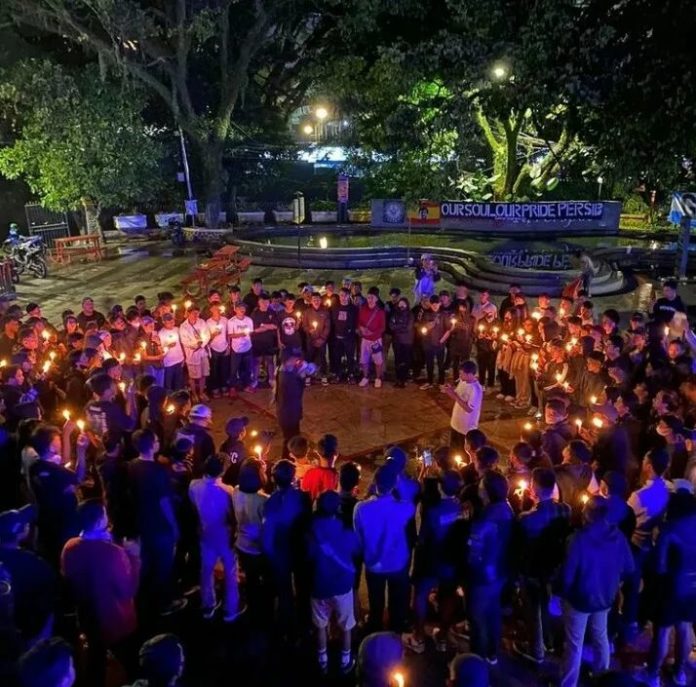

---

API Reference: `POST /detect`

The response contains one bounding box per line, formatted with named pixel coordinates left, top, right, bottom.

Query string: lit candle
left=562, top=381, right=570, bottom=391
left=133, top=353, right=141, bottom=363
left=478, top=324, right=485, bottom=333
left=523, top=422, right=533, bottom=431
left=254, top=444, right=263, bottom=457
left=118, top=382, right=126, bottom=393
left=530, top=361, right=538, bottom=371
left=220, top=305, right=226, bottom=314
left=312, top=321, right=318, bottom=330
left=492, top=326, right=499, bottom=334
left=531, top=353, right=539, bottom=361
left=295, top=311, right=301, bottom=320
left=184, top=300, right=192, bottom=310
left=140, top=341, right=147, bottom=350
left=421, top=326, right=427, bottom=335
left=592, top=416, right=604, bottom=429
left=118, top=352, right=126, bottom=363
left=49, top=351, right=56, bottom=361
left=580, top=493, right=590, bottom=505
left=392, top=672, right=405, bottom=687
left=575, top=418, right=583, bottom=429
left=664, top=326, right=669, bottom=338
left=166, top=403, right=175, bottom=414
left=76, top=419, right=85, bottom=432
left=454, top=454, right=463, bottom=466
left=532, top=311, right=542, bottom=321
left=62, top=409, right=71, bottom=421
left=450, top=318, right=457, bottom=326
left=325, top=298, right=332, bottom=307
left=103, top=351, right=112, bottom=360
left=525, top=334, right=532, bottom=342
left=501, top=333, right=509, bottom=342
left=41, top=330, right=50, bottom=341
left=517, top=328, right=524, bottom=336
left=518, top=479, right=529, bottom=492
left=589, top=395, right=597, bottom=405
left=570, top=337, right=578, bottom=346
left=171, top=303, right=178, bottom=313
left=250, top=430, right=259, bottom=438
left=555, top=372, right=563, bottom=383
left=0, top=360, right=6, bottom=368
left=42, top=361, right=51, bottom=373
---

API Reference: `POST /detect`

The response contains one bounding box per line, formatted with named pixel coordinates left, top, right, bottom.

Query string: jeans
left=331, top=337, right=356, bottom=378
left=237, top=550, right=270, bottom=621
left=230, top=350, right=252, bottom=389
left=252, top=354, right=276, bottom=387
left=163, top=362, right=184, bottom=391
left=467, top=581, right=503, bottom=659
left=522, top=578, right=552, bottom=660
left=365, top=568, right=410, bottom=632
left=477, top=350, right=497, bottom=387
left=200, top=535, right=239, bottom=615
left=306, top=343, right=328, bottom=376
left=393, top=342, right=412, bottom=383
left=561, top=603, right=610, bottom=687
left=648, top=622, right=692, bottom=674
left=424, top=346, right=445, bottom=385
left=622, top=544, right=650, bottom=627
left=140, top=535, right=177, bottom=613
left=208, top=350, right=230, bottom=392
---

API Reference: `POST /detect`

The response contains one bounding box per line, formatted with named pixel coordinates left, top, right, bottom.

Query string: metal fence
left=25, top=203, right=70, bottom=250
left=0, top=260, right=15, bottom=301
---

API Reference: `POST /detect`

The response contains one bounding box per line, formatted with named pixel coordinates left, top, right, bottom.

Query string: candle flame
left=76, top=420, right=85, bottom=432
left=62, top=409, right=71, bottom=421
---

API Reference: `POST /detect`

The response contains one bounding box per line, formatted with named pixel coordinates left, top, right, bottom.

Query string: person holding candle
left=357, top=289, right=386, bottom=388
left=137, top=316, right=165, bottom=387
left=227, top=301, right=254, bottom=395
left=243, top=277, right=264, bottom=313
left=0, top=313, right=21, bottom=358
left=301, top=433, right=339, bottom=502
left=175, top=404, right=215, bottom=477
left=249, top=292, right=279, bottom=390
left=302, top=292, right=331, bottom=387
left=330, top=287, right=358, bottom=383
left=419, top=295, right=450, bottom=390
left=84, top=373, right=137, bottom=442
left=76, top=297, right=106, bottom=332
left=542, top=399, right=574, bottom=467
left=158, top=313, right=185, bottom=392
left=443, top=360, right=483, bottom=453
left=178, top=303, right=211, bottom=404
left=204, top=301, right=229, bottom=398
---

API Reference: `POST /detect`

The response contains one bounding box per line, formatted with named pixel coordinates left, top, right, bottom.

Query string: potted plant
left=348, top=204, right=371, bottom=224
left=311, top=200, right=338, bottom=223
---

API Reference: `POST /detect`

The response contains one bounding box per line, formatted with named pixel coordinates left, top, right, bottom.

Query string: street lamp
left=597, top=175, right=604, bottom=199
left=491, top=62, right=509, bottom=81
left=302, top=124, right=313, bottom=136
left=315, top=106, right=328, bottom=121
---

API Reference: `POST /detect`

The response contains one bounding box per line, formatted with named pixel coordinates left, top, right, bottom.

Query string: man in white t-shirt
left=205, top=301, right=229, bottom=397
left=179, top=303, right=211, bottom=403
left=158, top=312, right=186, bottom=391
left=443, top=359, right=483, bottom=451
left=227, top=302, right=254, bottom=396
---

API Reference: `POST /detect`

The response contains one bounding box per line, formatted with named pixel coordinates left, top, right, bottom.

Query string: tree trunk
left=196, top=139, right=226, bottom=229
left=82, top=199, right=103, bottom=239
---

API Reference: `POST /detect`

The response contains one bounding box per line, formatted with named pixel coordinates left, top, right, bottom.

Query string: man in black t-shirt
left=331, top=288, right=357, bottom=381
left=277, top=293, right=304, bottom=351
left=250, top=293, right=278, bottom=389
left=243, top=278, right=264, bottom=313
left=652, top=279, right=686, bottom=324
left=127, top=429, right=185, bottom=616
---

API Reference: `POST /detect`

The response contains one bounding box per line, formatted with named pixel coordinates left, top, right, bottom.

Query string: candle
left=580, top=493, right=590, bottom=505
left=49, top=351, right=56, bottom=361
left=220, top=305, right=226, bottom=314
left=518, top=479, right=529, bottom=492
left=570, top=337, right=578, bottom=346
left=523, top=422, right=533, bottom=431
left=76, top=420, right=85, bottom=432
left=254, top=444, right=263, bottom=457
left=575, top=418, right=582, bottom=429
left=555, top=373, right=563, bottom=383
left=525, top=334, right=532, bottom=342
left=140, top=341, right=147, bottom=350
left=530, top=361, right=538, bottom=371
left=392, top=672, right=405, bottom=687
left=592, top=416, right=604, bottom=429
left=62, top=409, right=71, bottom=421
left=250, top=430, right=259, bottom=438
left=492, top=326, right=499, bottom=334
left=565, top=343, right=573, bottom=352
left=42, top=361, right=51, bottom=373
left=517, top=328, right=524, bottom=336
left=103, top=351, right=112, bottom=360
left=118, top=382, right=126, bottom=393
left=501, top=333, right=509, bottom=342
left=664, top=326, right=669, bottom=338
left=562, top=381, right=570, bottom=391
left=325, top=298, right=332, bottom=307
left=0, top=359, right=5, bottom=368
left=589, top=395, right=597, bottom=405
left=41, top=330, right=50, bottom=341
left=118, top=352, right=126, bottom=363
left=450, top=318, right=457, bottom=326
left=312, top=321, right=318, bottom=330
left=532, top=311, right=542, bottom=321
left=184, top=300, right=192, bottom=310
left=478, top=324, right=485, bottom=333
left=171, top=303, right=178, bottom=313
left=166, top=403, right=175, bottom=414
left=295, top=311, right=301, bottom=320
left=454, top=454, right=463, bottom=466
left=133, top=353, right=141, bottom=363
left=421, top=326, right=427, bottom=335
left=535, top=411, right=543, bottom=421
left=531, top=353, right=539, bottom=361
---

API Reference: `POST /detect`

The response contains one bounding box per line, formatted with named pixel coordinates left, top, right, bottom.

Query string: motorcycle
left=4, top=235, right=48, bottom=279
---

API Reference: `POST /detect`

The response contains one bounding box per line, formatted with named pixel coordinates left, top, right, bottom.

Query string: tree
left=3, top=0, right=350, bottom=226
left=0, top=61, right=170, bottom=234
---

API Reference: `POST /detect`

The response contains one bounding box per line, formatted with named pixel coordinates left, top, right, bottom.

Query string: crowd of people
left=0, top=268, right=695, bottom=687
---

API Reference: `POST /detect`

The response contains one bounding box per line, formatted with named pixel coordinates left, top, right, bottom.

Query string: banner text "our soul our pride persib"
left=440, top=201, right=605, bottom=222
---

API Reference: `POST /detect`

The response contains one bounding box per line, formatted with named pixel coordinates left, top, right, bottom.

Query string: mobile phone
left=422, top=449, right=433, bottom=467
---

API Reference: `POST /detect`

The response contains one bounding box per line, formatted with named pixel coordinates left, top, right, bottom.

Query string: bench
left=52, top=234, right=105, bottom=265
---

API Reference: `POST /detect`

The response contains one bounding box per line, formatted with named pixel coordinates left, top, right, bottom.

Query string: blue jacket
left=466, top=501, right=514, bottom=586
left=262, top=487, right=311, bottom=568
left=561, top=521, right=634, bottom=612
left=307, top=515, right=360, bottom=598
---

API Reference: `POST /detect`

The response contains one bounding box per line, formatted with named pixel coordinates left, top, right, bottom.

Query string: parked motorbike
left=4, top=235, right=48, bottom=279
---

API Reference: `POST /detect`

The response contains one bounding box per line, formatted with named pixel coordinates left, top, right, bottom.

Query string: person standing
left=205, top=301, right=229, bottom=398
left=559, top=496, right=634, bottom=687
left=419, top=295, right=450, bottom=390
left=302, top=292, right=331, bottom=386
left=227, top=301, right=254, bottom=395
left=275, top=348, right=308, bottom=458
left=158, top=313, right=185, bottom=392
left=443, top=360, right=483, bottom=452
left=357, top=289, right=386, bottom=388
left=188, top=455, right=245, bottom=622
left=330, top=288, right=358, bottom=382
left=389, top=296, right=414, bottom=388
left=178, top=304, right=211, bottom=403
left=250, top=292, right=279, bottom=390
left=353, top=464, right=415, bottom=632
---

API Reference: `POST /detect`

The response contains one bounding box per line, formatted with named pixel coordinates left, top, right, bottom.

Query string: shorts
left=359, top=338, right=384, bottom=366
left=187, top=355, right=210, bottom=380
left=311, top=590, right=356, bottom=631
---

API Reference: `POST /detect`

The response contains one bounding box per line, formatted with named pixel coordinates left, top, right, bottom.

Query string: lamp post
left=315, top=106, right=328, bottom=141
left=597, top=176, right=604, bottom=200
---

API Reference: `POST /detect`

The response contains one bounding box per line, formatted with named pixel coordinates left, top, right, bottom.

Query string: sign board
left=371, top=199, right=621, bottom=233
left=669, top=192, right=696, bottom=228
left=337, top=174, right=349, bottom=204
left=184, top=199, right=198, bottom=216
left=408, top=200, right=440, bottom=226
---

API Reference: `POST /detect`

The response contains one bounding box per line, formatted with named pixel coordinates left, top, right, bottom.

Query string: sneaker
left=305, top=377, right=311, bottom=387
left=504, top=395, right=515, bottom=402
left=486, top=656, right=498, bottom=666
left=419, top=383, right=433, bottom=390
left=202, top=602, right=221, bottom=620
left=673, top=668, right=687, bottom=686
left=160, top=598, right=188, bottom=616
left=358, top=377, right=369, bottom=387
left=223, top=605, right=247, bottom=623
left=634, top=668, right=660, bottom=687
left=401, top=632, right=426, bottom=654
left=512, top=641, right=543, bottom=665
left=496, top=393, right=505, bottom=400
left=374, top=378, right=382, bottom=388
left=340, top=657, right=356, bottom=675
left=321, top=377, right=329, bottom=386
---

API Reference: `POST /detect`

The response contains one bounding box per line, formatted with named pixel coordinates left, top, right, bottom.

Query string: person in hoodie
left=302, top=292, right=331, bottom=386
left=307, top=490, right=360, bottom=675
left=262, top=459, right=311, bottom=639
left=419, top=295, right=450, bottom=390
left=559, top=496, right=634, bottom=687
left=389, top=296, right=414, bottom=388
left=330, top=288, right=358, bottom=382
left=541, top=398, right=574, bottom=466
left=465, top=469, right=514, bottom=664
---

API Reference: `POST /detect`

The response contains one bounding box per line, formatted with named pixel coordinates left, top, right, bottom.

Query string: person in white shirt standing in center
left=206, top=301, right=229, bottom=398
left=179, top=303, right=211, bottom=403
left=443, top=359, right=483, bottom=452
left=227, top=301, right=254, bottom=397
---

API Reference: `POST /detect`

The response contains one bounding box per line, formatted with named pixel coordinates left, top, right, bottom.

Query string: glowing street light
left=491, top=62, right=509, bottom=80
left=315, top=106, right=328, bottom=120
left=303, top=124, right=313, bottom=135
left=319, top=236, right=328, bottom=249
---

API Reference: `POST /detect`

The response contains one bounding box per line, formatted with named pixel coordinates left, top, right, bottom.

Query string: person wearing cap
left=205, top=299, right=229, bottom=398
left=250, top=292, right=279, bottom=389
left=219, top=416, right=249, bottom=486
left=127, top=429, right=185, bottom=617
left=302, top=292, right=331, bottom=387
left=126, top=633, right=185, bottom=687
left=178, top=303, right=211, bottom=403
left=18, top=637, right=76, bottom=687
left=158, top=312, right=185, bottom=392
left=301, top=434, right=339, bottom=502
left=176, top=404, right=214, bottom=477
left=76, top=297, right=106, bottom=332
left=61, top=499, right=141, bottom=685
left=262, top=459, right=311, bottom=637
left=354, top=464, right=415, bottom=633
left=307, top=489, right=360, bottom=674
left=189, top=455, right=245, bottom=622
left=357, top=289, right=386, bottom=388
left=559, top=496, right=634, bottom=687
left=0, top=503, right=58, bottom=643
left=227, top=301, right=254, bottom=395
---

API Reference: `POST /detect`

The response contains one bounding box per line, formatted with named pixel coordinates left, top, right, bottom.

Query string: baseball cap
left=189, top=404, right=212, bottom=421
left=141, top=316, right=155, bottom=325
left=225, top=416, right=249, bottom=436
left=162, top=312, right=175, bottom=322
left=0, top=504, right=37, bottom=540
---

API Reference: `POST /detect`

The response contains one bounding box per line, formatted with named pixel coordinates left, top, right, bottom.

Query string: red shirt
left=358, top=305, right=386, bottom=341
left=301, top=466, right=338, bottom=502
